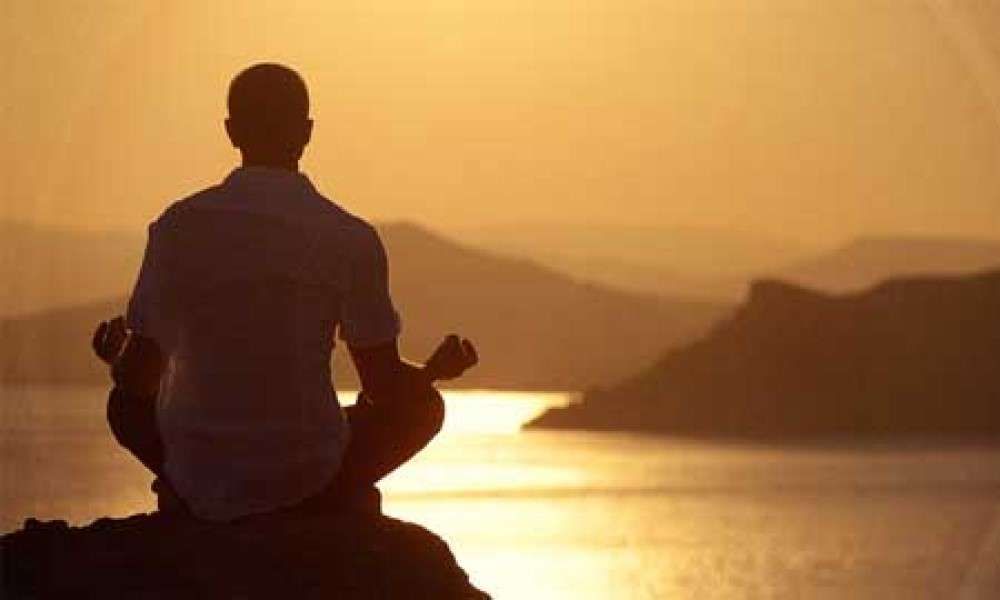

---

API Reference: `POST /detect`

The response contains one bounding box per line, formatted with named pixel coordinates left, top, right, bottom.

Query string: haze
left=3, top=0, right=1000, bottom=243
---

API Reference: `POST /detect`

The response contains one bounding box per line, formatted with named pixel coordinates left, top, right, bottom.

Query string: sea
left=3, top=385, right=1000, bottom=599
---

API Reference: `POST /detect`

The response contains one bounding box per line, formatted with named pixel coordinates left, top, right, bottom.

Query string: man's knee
left=105, top=387, right=164, bottom=474
left=106, top=388, right=131, bottom=447
left=423, top=387, right=445, bottom=438
left=404, top=385, right=445, bottom=444
left=353, top=384, right=444, bottom=450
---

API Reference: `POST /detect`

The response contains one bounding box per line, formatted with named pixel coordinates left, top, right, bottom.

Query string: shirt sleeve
left=125, top=220, right=170, bottom=344
left=338, top=225, right=401, bottom=348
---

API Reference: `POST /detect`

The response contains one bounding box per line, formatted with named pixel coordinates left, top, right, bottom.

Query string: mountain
left=0, top=221, right=144, bottom=318
left=0, top=222, right=726, bottom=390
left=454, top=222, right=814, bottom=301
left=494, top=253, right=750, bottom=302
left=777, top=236, right=1000, bottom=293
left=528, top=269, right=1000, bottom=436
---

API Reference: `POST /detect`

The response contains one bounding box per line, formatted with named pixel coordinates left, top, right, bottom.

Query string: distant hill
left=777, top=236, right=1000, bottom=293
left=0, top=221, right=144, bottom=317
left=0, top=222, right=726, bottom=390
left=499, top=253, right=750, bottom=302
left=459, top=227, right=1000, bottom=303
left=455, top=222, right=813, bottom=301
left=528, top=269, right=1000, bottom=436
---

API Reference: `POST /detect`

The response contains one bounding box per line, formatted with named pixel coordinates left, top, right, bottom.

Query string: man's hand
left=92, top=316, right=128, bottom=365
left=91, top=316, right=163, bottom=397
left=424, top=335, right=478, bottom=382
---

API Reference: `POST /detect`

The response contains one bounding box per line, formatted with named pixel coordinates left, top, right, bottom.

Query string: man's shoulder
left=148, top=182, right=381, bottom=251
left=151, top=185, right=226, bottom=229
left=304, top=189, right=376, bottom=235
left=302, top=188, right=382, bottom=247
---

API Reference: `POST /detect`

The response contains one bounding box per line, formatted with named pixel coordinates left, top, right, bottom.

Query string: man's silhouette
left=91, top=63, right=477, bottom=520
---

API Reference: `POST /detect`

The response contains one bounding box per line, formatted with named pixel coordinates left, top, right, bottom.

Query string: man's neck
left=240, top=156, right=299, bottom=172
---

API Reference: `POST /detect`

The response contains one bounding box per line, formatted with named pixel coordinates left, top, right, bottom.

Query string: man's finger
left=106, top=317, right=127, bottom=353
left=461, top=338, right=478, bottom=367
left=92, top=321, right=109, bottom=359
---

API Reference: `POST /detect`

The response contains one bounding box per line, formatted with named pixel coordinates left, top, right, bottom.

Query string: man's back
left=127, top=166, right=400, bottom=519
left=98, top=63, right=474, bottom=523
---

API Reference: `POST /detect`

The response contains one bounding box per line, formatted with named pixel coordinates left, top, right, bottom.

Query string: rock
left=1, top=511, right=490, bottom=599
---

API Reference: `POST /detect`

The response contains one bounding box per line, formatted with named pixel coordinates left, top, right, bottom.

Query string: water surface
left=3, top=386, right=1000, bottom=599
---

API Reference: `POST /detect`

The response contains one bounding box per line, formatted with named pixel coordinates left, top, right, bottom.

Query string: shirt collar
left=222, top=166, right=315, bottom=191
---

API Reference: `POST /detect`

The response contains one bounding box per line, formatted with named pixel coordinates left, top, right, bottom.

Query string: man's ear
left=302, top=118, right=314, bottom=147
left=224, top=118, right=240, bottom=148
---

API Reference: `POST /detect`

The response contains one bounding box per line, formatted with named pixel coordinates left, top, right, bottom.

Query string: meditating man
left=90, top=63, right=478, bottom=520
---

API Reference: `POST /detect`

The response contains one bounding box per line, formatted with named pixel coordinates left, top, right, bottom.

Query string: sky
left=2, top=0, right=1000, bottom=243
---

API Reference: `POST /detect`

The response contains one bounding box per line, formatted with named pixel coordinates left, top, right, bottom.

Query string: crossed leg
left=335, top=386, right=445, bottom=491
left=105, top=384, right=445, bottom=516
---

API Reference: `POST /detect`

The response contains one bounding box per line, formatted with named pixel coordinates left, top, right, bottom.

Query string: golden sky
left=3, top=0, right=999, bottom=242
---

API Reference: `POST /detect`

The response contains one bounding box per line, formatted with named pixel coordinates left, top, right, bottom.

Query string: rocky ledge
left=2, top=511, right=489, bottom=599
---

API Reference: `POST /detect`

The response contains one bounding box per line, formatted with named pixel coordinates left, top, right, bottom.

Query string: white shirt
left=126, top=166, right=400, bottom=521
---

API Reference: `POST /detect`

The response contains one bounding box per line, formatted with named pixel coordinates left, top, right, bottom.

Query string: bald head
left=224, top=63, right=313, bottom=169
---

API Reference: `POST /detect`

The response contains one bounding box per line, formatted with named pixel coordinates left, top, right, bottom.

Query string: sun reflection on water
left=380, top=390, right=584, bottom=496
left=8, top=387, right=1000, bottom=598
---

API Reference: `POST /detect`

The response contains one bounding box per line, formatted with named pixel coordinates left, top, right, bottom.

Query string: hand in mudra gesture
left=424, top=335, right=478, bottom=382
left=91, top=316, right=128, bottom=365
left=91, top=316, right=163, bottom=398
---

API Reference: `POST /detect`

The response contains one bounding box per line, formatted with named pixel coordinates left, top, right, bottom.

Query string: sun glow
left=4, top=1, right=1000, bottom=240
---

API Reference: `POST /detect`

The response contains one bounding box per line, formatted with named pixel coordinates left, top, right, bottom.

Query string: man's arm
left=342, top=224, right=477, bottom=399
left=91, top=220, right=169, bottom=398
left=349, top=341, right=425, bottom=403
left=349, top=335, right=478, bottom=403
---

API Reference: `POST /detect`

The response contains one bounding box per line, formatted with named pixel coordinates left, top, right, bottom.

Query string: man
left=90, top=63, right=478, bottom=521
